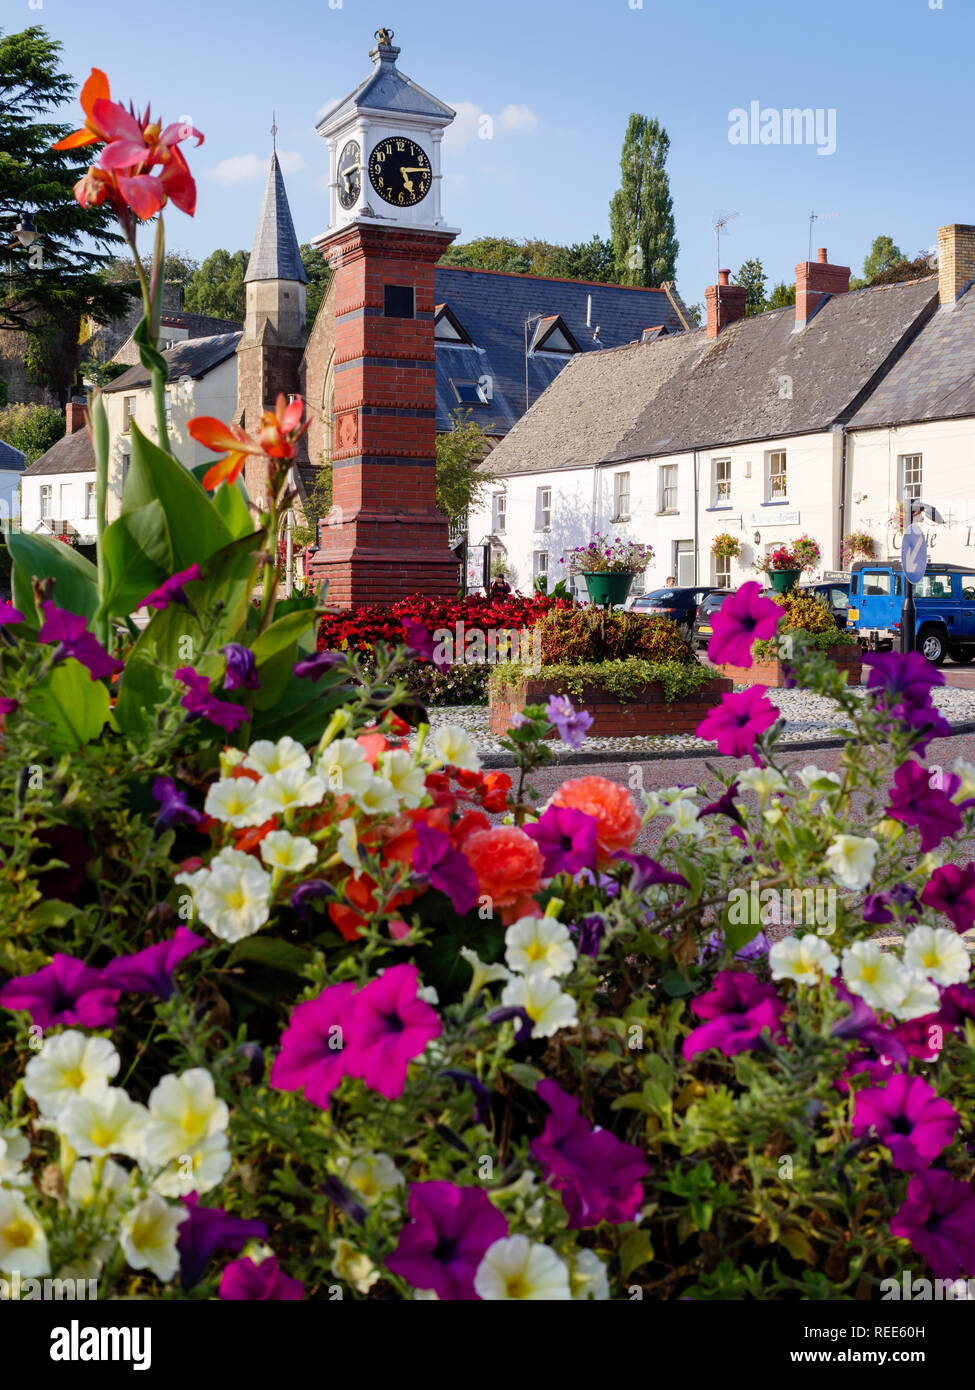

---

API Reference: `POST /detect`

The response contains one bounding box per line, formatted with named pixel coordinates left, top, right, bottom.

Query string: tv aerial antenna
left=713, top=211, right=739, bottom=275
left=808, top=211, right=839, bottom=263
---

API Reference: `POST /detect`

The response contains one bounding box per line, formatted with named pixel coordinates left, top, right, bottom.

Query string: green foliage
left=862, top=233, right=903, bottom=282
left=766, top=280, right=796, bottom=309
left=771, top=590, right=838, bottom=634
left=609, top=113, right=679, bottom=287
left=102, top=250, right=199, bottom=286
left=732, top=257, right=768, bottom=316
left=299, top=242, right=331, bottom=327
left=0, top=401, right=64, bottom=462
left=540, top=607, right=694, bottom=665
left=492, top=655, right=715, bottom=704
left=545, top=235, right=618, bottom=284
left=182, top=248, right=248, bottom=321
left=435, top=409, right=496, bottom=525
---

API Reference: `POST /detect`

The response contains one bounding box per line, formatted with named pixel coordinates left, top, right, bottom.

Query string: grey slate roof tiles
left=0, top=439, right=26, bottom=473
left=23, top=428, right=95, bottom=477
left=103, top=333, right=243, bottom=393
left=244, top=153, right=308, bottom=285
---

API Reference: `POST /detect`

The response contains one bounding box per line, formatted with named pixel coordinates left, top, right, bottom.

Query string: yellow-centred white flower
left=119, top=1193, right=187, bottom=1284
left=504, top=916, right=576, bottom=978
left=474, top=1235, right=571, bottom=1300
left=23, top=1030, right=120, bottom=1117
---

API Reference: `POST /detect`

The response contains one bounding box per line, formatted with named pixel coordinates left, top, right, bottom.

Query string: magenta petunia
left=523, top=804, right=600, bottom=878
left=890, top=1170, right=975, bottom=1280
left=0, top=601, right=24, bottom=628
left=177, top=1193, right=267, bottom=1291
left=139, top=563, right=202, bottom=611
left=852, top=1073, right=959, bottom=1171
left=101, top=926, right=207, bottom=1000
left=269, top=981, right=356, bottom=1111
left=707, top=581, right=781, bottom=668
left=38, top=602, right=123, bottom=682
left=174, top=666, right=249, bottom=733
left=920, top=862, right=975, bottom=933
left=683, top=970, right=785, bottom=1060
left=412, top=822, right=479, bottom=914
left=218, top=1255, right=304, bottom=1300
left=530, top=1079, right=648, bottom=1228
left=344, top=963, right=442, bottom=1101
left=0, top=952, right=119, bottom=1029
left=695, top=686, right=778, bottom=757
left=885, top=760, right=963, bottom=853
left=386, top=1181, right=507, bottom=1300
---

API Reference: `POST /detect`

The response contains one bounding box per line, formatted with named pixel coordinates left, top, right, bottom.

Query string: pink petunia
left=707, top=581, right=781, bottom=668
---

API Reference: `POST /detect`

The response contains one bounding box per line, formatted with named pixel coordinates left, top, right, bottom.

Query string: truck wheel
left=918, top=626, right=947, bottom=666
left=949, top=646, right=975, bottom=664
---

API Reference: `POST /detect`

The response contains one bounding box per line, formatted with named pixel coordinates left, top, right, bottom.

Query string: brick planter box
left=489, top=674, right=733, bottom=738
left=717, top=643, right=862, bottom=688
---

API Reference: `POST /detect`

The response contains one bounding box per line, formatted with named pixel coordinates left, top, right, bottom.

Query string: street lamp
left=13, top=211, right=38, bottom=247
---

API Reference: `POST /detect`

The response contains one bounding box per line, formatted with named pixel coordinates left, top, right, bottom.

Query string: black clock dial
left=368, top=137, right=432, bottom=207
left=337, top=139, right=361, bottom=209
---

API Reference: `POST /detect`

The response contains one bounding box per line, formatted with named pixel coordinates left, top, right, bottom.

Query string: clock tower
left=309, top=29, right=461, bottom=607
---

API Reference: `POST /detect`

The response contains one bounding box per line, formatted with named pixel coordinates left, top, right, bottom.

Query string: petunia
left=825, top=833, right=879, bottom=891
left=270, top=981, right=356, bottom=1112
left=344, top=964, right=442, bottom=1101
left=707, top=581, right=781, bottom=668
left=903, top=925, right=971, bottom=987
left=176, top=1194, right=267, bottom=1292
left=23, top=1030, right=120, bottom=1117
left=152, top=776, right=204, bottom=832
left=504, top=916, right=577, bottom=978
left=219, top=1254, right=304, bottom=1300
left=175, top=667, right=248, bottom=733
left=920, top=862, right=975, bottom=933
left=500, top=966, right=578, bottom=1039
left=890, top=1170, right=975, bottom=1280
left=852, top=1073, right=959, bottom=1172
left=523, top=805, right=599, bottom=878
left=545, top=694, right=594, bottom=749
left=0, top=953, right=119, bottom=1029
left=0, top=601, right=24, bottom=628
left=695, top=686, right=778, bottom=757
left=386, top=1181, right=508, bottom=1300
left=139, top=564, right=202, bottom=611
left=886, top=761, right=963, bottom=853
left=402, top=618, right=451, bottom=672
left=840, top=942, right=906, bottom=1012
left=611, top=849, right=689, bottom=895
left=683, top=970, right=785, bottom=1059
left=0, top=1190, right=49, bottom=1277
left=294, top=649, right=348, bottom=681
left=37, top=602, right=123, bottom=681
left=412, top=821, right=479, bottom=915
left=769, top=934, right=839, bottom=985
left=474, top=1235, right=572, bottom=1300
left=221, top=643, right=259, bottom=692
left=101, top=927, right=206, bottom=1000
left=530, top=1079, right=648, bottom=1228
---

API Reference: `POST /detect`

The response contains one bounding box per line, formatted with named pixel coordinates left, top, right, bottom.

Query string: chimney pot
left=64, top=399, right=87, bottom=434
left=795, top=250, right=850, bottom=328
left=718, top=268, right=730, bottom=286
left=817, top=248, right=828, bottom=263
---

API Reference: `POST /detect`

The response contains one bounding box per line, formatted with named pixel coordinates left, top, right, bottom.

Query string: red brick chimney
left=65, top=399, right=87, bottom=434
left=705, top=269, right=747, bottom=339
left=795, top=248, right=850, bottom=328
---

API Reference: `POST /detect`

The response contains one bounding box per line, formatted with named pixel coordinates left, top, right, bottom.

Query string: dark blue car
left=629, top=586, right=719, bottom=628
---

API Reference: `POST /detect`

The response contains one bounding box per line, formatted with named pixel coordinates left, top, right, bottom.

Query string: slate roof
left=23, top=428, right=94, bottom=477
left=483, top=276, right=939, bottom=475
left=103, top=333, right=242, bottom=393
left=0, top=439, right=26, bottom=473
left=244, top=153, right=307, bottom=285
left=317, top=42, right=454, bottom=128
left=848, top=282, right=975, bottom=429
left=160, top=311, right=242, bottom=337
left=432, top=266, right=688, bottom=436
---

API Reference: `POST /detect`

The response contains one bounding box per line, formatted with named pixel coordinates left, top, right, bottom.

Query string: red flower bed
left=317, top=592, right=572, bottom=656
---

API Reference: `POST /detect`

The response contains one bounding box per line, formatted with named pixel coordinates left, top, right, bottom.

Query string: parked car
left=628, top=585, right=720, bottom=627
left=796, top=580, right=852, bottom=629
left=848, top=560, right=975, bottom=665
left=691, top=590, right=734, bottom=650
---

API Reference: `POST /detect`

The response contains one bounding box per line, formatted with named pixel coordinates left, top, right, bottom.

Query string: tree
left=0, top=401, right=64, bottom=463
left=862, top=235, right=903, bottom=282
left=183, top=249, right=248, bottom=321
left=547, top=236, right=618, bottom=284
left=766, top=281, right=796, bottom=310
left=440, top=236, right=555, bottom=275
left=436, top=409, right=496, bottom=525
left=300, top=243, right=331, bottom=328
left=103, top=250, right=199, bottom=286
left=0, top=25, right=129, bottom=402
left=609, top=114, right=679, bottom=287
left=731, top=258, right=768, bottom=316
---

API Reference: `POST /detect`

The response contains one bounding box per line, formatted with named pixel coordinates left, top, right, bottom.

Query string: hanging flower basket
left=711, top=532, right=742, bottom=560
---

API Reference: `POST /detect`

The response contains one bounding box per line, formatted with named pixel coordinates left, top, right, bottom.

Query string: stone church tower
left=236, top=150, right=308, bottom=503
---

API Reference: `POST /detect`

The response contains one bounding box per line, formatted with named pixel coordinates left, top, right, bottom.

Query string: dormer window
left=450, top=379, right=488, bottom=406
left=530, top=315, right=579, bottom=355
left=434, top=305, right=471, bottom=344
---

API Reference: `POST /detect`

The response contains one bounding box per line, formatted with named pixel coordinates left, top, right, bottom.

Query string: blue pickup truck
left=848, top=560, right=975, bottom=665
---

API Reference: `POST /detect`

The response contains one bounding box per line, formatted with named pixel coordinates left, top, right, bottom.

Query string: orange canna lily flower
left=52, top=68, right=112, bottom=150
left=189, top=395, right=310, bottom=491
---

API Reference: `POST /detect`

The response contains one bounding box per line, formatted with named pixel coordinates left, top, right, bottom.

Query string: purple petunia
left=221, top=643, right=260, bottom=692
left=294, top=650, right=347, bottom=682
left=698, top=781, right=744, bottom=826
left=523, top=805, right=599, bottom=878
left=219, top=1255, right=304, bottom=1300
left=852, top=1073, right=959, bottom=1172
left=0, top=952, right=119, bottom=1029
left=707, top=581, right=781, bottom=668
left=885, top=760, right=963, bottom=853
left=175, top=666, right=249, bottom=733
left=863, top=649, right=951, bottom=753
left=413, top=822, right=479, bottom=914
left=890, top=1170, right=975, bottom=1280
left=139, top=564, right=202, bottom=611
left=38, top=603, right=123, bottom=682
left=682, top=970, right=786, bottom=1060
left=920, top=862, right=975, bottom=933
left=386, top=1181, right=508, bottom=1300
left=177, top=1193, right=267, bottom=1291
left=402, top=618, right=450, bottom=672
left=152, top=776, right=204, bottom=832
left=612, top=849, right=689, bottom=895
left=530, top=1079, right=649, bottom=1229
left=0, top=698, right=17, bottom=717
left=830, top=979, right=909, bottom=1068
left=545, top=694, right=594, bottom=749
left=696, top=686, right=778, bottom=757
left=0, top=601, right=24, bottom=628
left=101, top=927, right=206, bottom=1000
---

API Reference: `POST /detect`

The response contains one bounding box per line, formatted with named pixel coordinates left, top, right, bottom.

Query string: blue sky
left=34, top=0, right=975, bottom=307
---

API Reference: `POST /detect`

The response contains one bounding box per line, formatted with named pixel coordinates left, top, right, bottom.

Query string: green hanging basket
left=769, top=569, right=802, bottom=594
left=582, top=572, right=634, bottom=606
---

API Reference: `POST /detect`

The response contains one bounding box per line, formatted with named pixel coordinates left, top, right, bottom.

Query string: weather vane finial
left=271, top=112, right=278, bottom=150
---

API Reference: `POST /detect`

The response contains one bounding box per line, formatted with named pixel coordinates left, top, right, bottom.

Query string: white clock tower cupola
left=314, top=29, right=458, bottom=241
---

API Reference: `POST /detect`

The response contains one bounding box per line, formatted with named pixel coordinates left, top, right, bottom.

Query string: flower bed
left=717, top=639, right=862, bottom=688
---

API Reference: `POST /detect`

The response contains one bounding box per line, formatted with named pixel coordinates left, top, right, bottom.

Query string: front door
left=675, top=540, right=694, bottom=587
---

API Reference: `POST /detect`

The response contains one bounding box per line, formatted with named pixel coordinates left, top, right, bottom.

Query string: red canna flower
left=189, top=394, right=310, bottom=492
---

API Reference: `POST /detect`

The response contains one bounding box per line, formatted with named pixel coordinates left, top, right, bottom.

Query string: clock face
left=337, top=139, right=361, bottom=209
left=368, top=136, right=432, bottom=207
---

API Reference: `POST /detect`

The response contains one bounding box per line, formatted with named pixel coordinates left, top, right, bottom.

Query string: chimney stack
left=64, top=399, right=87, bottom=434
left=937, top=224, right=975, bottom=306
left=795, top=248, right=850, bottom=329
left=705, top=269, right=747, bottom=339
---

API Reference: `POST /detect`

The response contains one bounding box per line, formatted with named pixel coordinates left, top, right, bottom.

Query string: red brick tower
left=308, top=29, right=460, bottom=606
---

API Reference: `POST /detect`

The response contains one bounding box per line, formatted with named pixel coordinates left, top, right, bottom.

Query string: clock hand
left=401, top=169, right=414, bottom=194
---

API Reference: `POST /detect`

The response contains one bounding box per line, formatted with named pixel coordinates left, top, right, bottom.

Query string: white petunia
left=67, top=1158, right=131, bottom=1217
left=825, top=834, right=879, bottom=891
left=119, top=1193, right=187, bottom=1284
left=797, top=765, right=843, bottom=797
left=336, top=817, right=360, bottom=871
left=203, top=776, right=265, bottom=828
left=885, top=966, right=942, bottom=1022
left=840, top=942, right=905, bottom=1011
left=317, top=738, right=374, bottom=798
left=460, top=947, right=510, bottom=995
left=244, top=736, right=311, bottom=778
left=57, top=1088, right=148, bottom=1161
left=0, top=1190, right=49, bottom=1277
left=430, top=723, right=481, bottom=773
left=219, top=747, right=247, bottom=774
left=351, top=775, right=399, bottom=817
left=474, top=1235, right=572, bottom=1300
left=254, top=766, right=326, bottom=817
left=504, top=916, right=576, bottom=978
left=331, top=1238, right=380, bottom=1294
left=903, top=925, right=972, bottom=987
left=769, top=934, right=839, bottom=985
left=568, top=1248, right=611, bottom=1301
left=24, top=1030, right=120, bottom=1117
left=333, top=1152, right=404, bottom=1207
left=379, top=748, right=427, bottom=809
left=153, top=1133, right=231, bottom=1197
left=0, top=1129, right=30, bottom=1189
left=192, top=848, right=273, bottom=942
left=144, top=1069, right=229, bottom=1167
left=665, top=798, right=705, bottom=838
left=501, top=967, right=578, bottom=1039
left=259, top=830, right=318, bottom=875
left=737, top=767, right=788, bottom=801
left=952, top=757, right=975, bottom=803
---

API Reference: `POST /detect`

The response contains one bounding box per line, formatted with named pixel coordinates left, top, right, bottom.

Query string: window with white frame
left=534, top=486, right=552, bottom=530
left=659, top=464, right=678, bottom=512
left=714, top=553, right=731, bottom=587
left=123, top=396, right=136, bottom=432
left=492, top=493, right=507, bottom=534
left=164, top=391, right=174, bottom=429
left=899, top=453, right=923, bottom=502
left=60, top=483, right=71, bottom=518
left=613, top=471, right=631, bottom=521
left=40, top=485, right=52, bottom=519
left=766, top=450, right=787, bottom=501
left=712, top=457, right=731, bottom=506
left=533, top=550, right=548, bottom=580
left=85, top=481, right=96, bottom=519
left=675, top=539, right=694, bottom=586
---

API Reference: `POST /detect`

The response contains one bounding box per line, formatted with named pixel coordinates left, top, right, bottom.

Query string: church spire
left=244, top=148, right=307, bottom=285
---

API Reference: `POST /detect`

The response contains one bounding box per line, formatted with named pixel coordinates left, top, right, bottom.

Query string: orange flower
left=328, top=874, right=415, bottom=941
left=52, top=68, right=113, bottom=151
left=189, top=393, right=310, bottom=491
left=550, top=776, right=641, bottom=866
left=462, top=826, right=543, bottom=924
